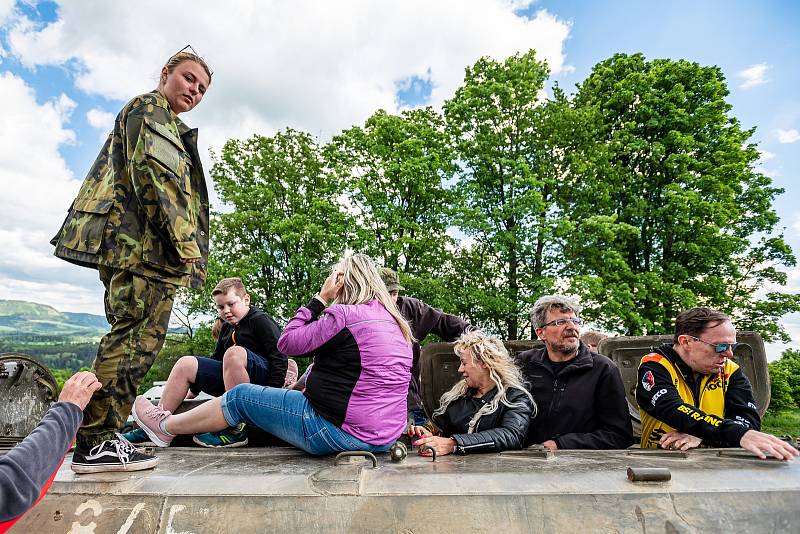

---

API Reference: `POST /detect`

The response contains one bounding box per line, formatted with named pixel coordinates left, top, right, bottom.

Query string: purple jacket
left=277, top=298, right=412, bottom=445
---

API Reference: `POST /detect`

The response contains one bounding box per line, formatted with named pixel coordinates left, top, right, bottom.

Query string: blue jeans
left=220, top=384, right=392, bottom=455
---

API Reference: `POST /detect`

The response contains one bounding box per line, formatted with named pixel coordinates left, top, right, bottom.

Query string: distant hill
left=0, top=300, right=186, bottom=340
left=0, top=300, right=107, bottom=339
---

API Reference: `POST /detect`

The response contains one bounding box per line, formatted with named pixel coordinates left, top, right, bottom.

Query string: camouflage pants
left=76, top=266, right=176, bottom=449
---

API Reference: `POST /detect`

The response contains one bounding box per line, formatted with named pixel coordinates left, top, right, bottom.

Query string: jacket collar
left=468, top=386, right=498, bottom=403
left=150, top=89, right=191, bottom=135
left=528, top=342, right=594, bottom=375
left=654, top=343, right=698, bottom=380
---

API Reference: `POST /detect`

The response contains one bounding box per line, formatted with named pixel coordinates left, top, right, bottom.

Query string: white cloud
left=0, top=0, right=15, bottom=26
left=737, top=62, right=770, bottom=90
left=86, top=108, right=114, bottom=130
left=0, top=1, right=572, bottom=314
left=0, top=72, right=97, bottom=311
left=776, top=128, right=800, bottom=144
left=6, top=1, right=572, bottom=149
left=0, top=72, right=78, bottom=231
left=758, top=150, right=775, bottom=162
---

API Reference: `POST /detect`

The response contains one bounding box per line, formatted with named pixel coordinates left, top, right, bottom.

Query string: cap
left=379, top=267, right=404, bottom=292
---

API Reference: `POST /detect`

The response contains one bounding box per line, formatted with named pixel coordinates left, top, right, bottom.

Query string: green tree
left=326, top=108, right=457, bottom=277
left=444, top=51, right=561, bottom=339
left=769, top=349, right=800, bottom=409
left=768, top=361, right=797, bottom=412
left=210, top=128, right=354, bottom=322
left=567, top=53, right=800, bottom=339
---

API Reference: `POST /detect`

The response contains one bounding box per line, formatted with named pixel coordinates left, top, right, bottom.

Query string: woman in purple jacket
left=132, top=254, right=414, bottom=454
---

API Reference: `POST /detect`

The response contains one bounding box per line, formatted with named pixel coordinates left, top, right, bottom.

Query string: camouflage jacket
left=51, top=91, right=210, bottom=289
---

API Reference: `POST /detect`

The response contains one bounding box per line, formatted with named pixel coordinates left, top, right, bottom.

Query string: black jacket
left=517, top=343, right=634, bottom=449
left=212, top=306, right=288, bottom=388
left=636, top=344, right=760, bottom=447
left=433, top=387, right=532, bottom=454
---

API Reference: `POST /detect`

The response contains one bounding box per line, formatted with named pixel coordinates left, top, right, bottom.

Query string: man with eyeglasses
left=517, top=295, right=634, bottom=449
left=637, top=307, right=798, bottom=460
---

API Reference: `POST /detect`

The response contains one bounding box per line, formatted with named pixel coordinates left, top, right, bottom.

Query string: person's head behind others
left=581, top=331, right=608, bottom=353
left=379, top=267, right=403, bottom=303
left=532, top=295, right=583, bottom=360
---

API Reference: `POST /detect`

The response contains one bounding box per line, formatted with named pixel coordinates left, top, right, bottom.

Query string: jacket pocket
left=143, top=117, right=193, bottom=194
left=141, top=225, right=193, bottom=277
left=59, top=198, right=114, bottom=254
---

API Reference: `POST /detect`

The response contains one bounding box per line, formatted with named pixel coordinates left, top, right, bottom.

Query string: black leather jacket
left=433, top=387, right=533, bottom=454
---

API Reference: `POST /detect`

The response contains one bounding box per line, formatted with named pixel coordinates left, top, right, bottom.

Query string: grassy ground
left=762, top=408, right=800, bottom=438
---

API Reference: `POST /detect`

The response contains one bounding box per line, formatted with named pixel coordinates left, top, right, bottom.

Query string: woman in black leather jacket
left=411, top=330, right=536, bottom=456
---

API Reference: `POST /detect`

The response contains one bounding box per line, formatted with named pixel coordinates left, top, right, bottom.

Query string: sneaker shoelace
left=143, top=404, right=171, bottom=423
left=88, top=433, right=139, bottom=468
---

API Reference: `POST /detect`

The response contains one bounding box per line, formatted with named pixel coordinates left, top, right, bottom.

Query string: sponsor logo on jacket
left=642, top=370, right=655, bottom=391
left=651, top=388, right=667, bottom=406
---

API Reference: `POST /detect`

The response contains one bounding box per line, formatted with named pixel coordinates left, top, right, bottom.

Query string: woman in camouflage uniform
left=51, top=48, right=212, bottom=473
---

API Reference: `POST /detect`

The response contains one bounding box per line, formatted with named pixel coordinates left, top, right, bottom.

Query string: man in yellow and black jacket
left=636, top=307, right=798, bottom=461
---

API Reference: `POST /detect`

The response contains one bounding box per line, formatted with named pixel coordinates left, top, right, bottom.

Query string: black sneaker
left=71, top=434, right=159, bottom=474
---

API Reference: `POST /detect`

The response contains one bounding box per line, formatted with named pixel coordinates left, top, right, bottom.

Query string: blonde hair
left=433, top=330, right=536, bottom=433
left=211, top=318, right=223, bottom=340
left=212, top=277, right=247, bottom=298
left=164, top=51, right=213, bottom=83
left=332, top=254, right=414, bottom=344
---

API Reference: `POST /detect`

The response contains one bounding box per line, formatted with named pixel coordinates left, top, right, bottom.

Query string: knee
left=223, top=347, right=248, bottom=370
left=173, top=356, right=198, bottom=378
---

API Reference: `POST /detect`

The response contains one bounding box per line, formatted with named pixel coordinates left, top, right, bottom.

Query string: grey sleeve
left=0, top=402, right=83, bottom=522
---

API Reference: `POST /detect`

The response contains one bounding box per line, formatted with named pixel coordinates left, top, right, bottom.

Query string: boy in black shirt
left=124, top=277, right=288, bottom=448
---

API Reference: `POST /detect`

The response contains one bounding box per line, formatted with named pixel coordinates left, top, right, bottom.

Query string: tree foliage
left=768, top=349, right=800, bottom=411
left=327, top=108, right=457, bottom=275
left=565, top=53, right=799, bottom=340
left=210, top=129, right=354, bottom=322
left=444, top=51, right=559, bottom=339
left=196, top=51, right=798, bottom=348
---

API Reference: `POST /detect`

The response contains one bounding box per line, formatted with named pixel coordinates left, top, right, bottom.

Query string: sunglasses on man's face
left=689, top=335, right=738, bottom=353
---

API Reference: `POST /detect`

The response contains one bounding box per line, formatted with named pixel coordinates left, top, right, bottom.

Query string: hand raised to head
left=319, top=270, right=345, bottom=303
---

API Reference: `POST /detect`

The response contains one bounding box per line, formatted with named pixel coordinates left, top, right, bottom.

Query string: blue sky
left=1, top=1, right=798, bottom=358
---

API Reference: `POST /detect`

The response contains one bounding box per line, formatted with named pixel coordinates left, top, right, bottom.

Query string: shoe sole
left=70, top=457, right=159, bottom=474
left=192, top=435, right=249, bottom=449
left=131, top=404, right=172, bottom=448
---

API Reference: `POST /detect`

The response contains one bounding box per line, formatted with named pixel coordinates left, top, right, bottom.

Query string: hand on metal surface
left=542, top=440, right=558, bottom=450
left=659, top=431, right=702, bottom=451
left=58, top=371, right=102, bottom=410
left=740, top=430, right=799, bottom=461
left=413, top=436, right=455, bottom=456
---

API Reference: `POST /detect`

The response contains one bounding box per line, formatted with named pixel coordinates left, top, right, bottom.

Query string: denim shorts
left=220, top=384, right=393, bottom=456
left=189, top=349, right=271, bottom=396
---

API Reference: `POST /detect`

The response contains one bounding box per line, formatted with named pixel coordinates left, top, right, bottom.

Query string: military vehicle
left=2, top=333, right=798, bottom=533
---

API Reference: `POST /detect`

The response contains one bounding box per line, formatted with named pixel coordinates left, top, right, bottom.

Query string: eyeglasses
left=688, top=336, right=738, bottom=353
left=541, top=317, right=583, bottom=328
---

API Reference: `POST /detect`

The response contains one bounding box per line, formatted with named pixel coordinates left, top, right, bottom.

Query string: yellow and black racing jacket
left=636, top=344, right=760, bottom=449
